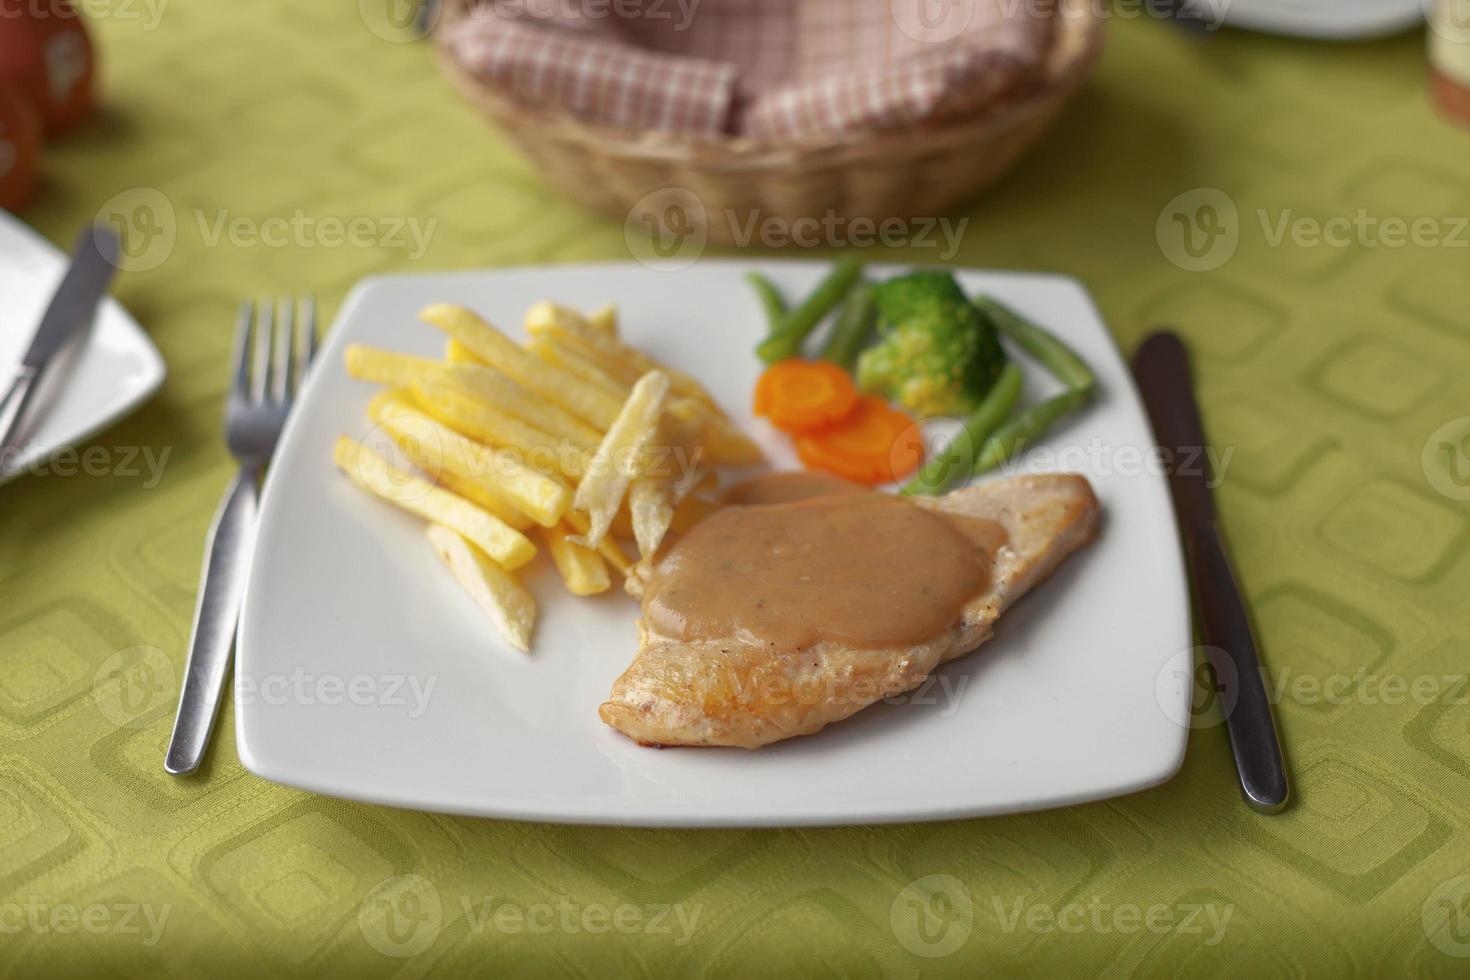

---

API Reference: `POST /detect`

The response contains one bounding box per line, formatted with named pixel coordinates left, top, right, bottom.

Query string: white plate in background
left=237, top=261, right=1192, bottom=827
left=0, top=211, right=166, bottom=484
left=1203, top=0, right=1424, bottom=39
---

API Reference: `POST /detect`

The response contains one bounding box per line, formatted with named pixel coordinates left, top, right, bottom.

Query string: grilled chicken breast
left=600, top=473, right=1101, bottom=748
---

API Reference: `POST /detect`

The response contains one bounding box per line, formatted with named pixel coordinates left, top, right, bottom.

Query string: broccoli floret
left=856, top=271, right=1009, bottom=417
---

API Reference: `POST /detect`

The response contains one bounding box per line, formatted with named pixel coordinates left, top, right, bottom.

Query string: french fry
left=529, top=320, right=761, bottom=464
left=667, top=395, right=764, bottom=466
left=366, top=387, right=405, bottom=421
left=432, top=469, right=533, bottom=531
left=411, top=380, right=590, bottom=479
left=696, top=412, right=765, bottom=466
left=526, top=336, right=629, bottom=402
left=346, top=345, right=446, bottom=389
left=339, top=293, right=788, bottom=653
left=523, top=325, right=641, bottom=392
left=624, top=414, right=698, bottom=558
left=629, top=474, right=675, bottom=559
left=367, top=396, right=533, bottom=529
left=364, top=390, right=532, bottom=528
left=597, top=538, right=633, bottom=575
left=540, top=523, right=612, bottom=596
left=525, top=333, right=758, bottom=469
left=564, top=510, right=633, bottom=575
left=523, top=301, right=617, bottom=343
left=639, top=407, right=702, bottom=486
left=445, top=338, right=487, bottom=366
left=524, top=301, right=588, bottom=336
left=611, top=483, right=714, bottom=542
left=587, top=304, right=617, bottom=337
left=572, top=371, right=670, bottom=548
left=420, top=303, right=624, bottom=429
left=426, top=524, right=536, bottom=652
left=439, top=363, right=602, bottom=448
left=524, top=315, right=723, bottom=416
left=333, top=437, right=535, bottom=570
left=369, top=395, right=571, bottom=527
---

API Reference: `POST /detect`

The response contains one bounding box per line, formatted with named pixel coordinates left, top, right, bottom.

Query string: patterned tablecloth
left=3, top=3, right=1469, bottom=976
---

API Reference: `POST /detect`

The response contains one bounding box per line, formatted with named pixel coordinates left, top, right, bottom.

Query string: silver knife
left=0, top=224, right=122, bottom=457
left=1132, top=330, right=1290, bottom=814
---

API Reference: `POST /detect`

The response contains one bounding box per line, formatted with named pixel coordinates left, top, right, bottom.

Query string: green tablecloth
left=5, top=4, right=1470, bottom=975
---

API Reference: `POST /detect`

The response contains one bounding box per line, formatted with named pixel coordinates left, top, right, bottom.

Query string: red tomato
left=0, top=80, right=41, bottom=210
left=0, top=0, right=95, bottom=135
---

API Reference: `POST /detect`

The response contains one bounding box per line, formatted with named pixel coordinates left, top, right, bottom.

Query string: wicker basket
left=435, top=0, right=1103, bottom=246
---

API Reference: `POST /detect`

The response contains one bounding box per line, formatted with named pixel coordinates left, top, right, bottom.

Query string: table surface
left=3, top=4, right=1469, bottom=976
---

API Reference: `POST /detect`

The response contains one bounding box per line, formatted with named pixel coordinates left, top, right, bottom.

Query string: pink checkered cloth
left=439, top=0, right=1057, bottom=141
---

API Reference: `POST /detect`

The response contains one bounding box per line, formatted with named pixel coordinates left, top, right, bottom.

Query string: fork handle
left=165, top=466, right=261, bottom=775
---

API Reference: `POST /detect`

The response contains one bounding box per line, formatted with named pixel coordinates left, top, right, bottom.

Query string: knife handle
left=1187, top=523, right=1290, bottom=813
left=0, top=367, right=40, bottom=458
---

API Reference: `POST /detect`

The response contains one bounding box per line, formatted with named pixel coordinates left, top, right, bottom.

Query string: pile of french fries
left=334, top=301, right=761, bottom=652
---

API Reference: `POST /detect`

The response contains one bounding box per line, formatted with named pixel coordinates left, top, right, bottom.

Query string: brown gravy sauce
left=641, top=472, right=1005, bottom=652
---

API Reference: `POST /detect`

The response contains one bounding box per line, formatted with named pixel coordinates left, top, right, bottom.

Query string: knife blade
left=0, top=224, right=121, bottom=455
left=1132, top=330, right=1290, bottom=814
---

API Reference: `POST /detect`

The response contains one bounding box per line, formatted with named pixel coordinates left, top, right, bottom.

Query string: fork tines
left=233, top=297, right=318, bottom=407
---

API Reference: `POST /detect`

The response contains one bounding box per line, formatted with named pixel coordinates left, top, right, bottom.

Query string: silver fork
left=165, top=297, right=317, bottom=775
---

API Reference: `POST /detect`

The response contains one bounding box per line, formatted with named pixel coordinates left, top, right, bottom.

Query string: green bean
left=905, top=299, right=1098, bottom=492
left=746, top=272, right=787, bottom=338
left=902, top=363, right=1023, bottom=496
left=975, top=296, right=1094, bottom=393
left=756, top=256, right=864, bottom=364
left=965, top=296, right=1095, bottom=476
left=820, top=280, right=875, bottom=370
left=972, top=387, right=1092, bottom=476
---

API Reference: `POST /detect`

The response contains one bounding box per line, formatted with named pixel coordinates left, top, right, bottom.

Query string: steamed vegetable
left=821, top=280, right=875, bottom=370
left=977, top=296, right=1094, bottom=394
left=795, top=396, right=924, bottom=486
left=754, top=359, right=859, bottom=433
left=903, top=297, right=1095, bottom=493
left=744, top=260, right=1099, bottom=496
left=856, top=271, right=1008, bottom=417
left=746, top=272, right=787, bottom=337
left=962, top=296, right=1095, bottom=475
left=902, top=363, right=1023, bottom=496
left=756, top=256, right=864, bottom=364
left=970, top=386, right=1091, bottom=473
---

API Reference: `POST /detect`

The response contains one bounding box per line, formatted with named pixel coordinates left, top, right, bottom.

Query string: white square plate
left=0, top=211, right=165, bottom=485
left=237, top=262, right=1191, bottom=827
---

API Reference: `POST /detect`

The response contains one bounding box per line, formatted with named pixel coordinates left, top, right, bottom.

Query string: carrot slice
left=753, top=359, right=859, bottom=433
left=795, top=396, right=924, bottom=485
